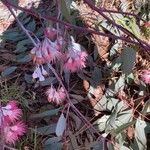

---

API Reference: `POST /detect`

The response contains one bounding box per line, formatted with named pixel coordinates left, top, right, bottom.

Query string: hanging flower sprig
left=64, top=37, right=88, bottom=72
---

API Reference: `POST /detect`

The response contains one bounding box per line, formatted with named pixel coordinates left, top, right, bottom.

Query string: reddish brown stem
left=83, top=0, right=150, bottom=51
left=1, top=0, right=150, bottom=51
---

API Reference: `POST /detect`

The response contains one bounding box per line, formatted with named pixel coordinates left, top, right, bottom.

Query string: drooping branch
left=1, top=0, right=106, bottom=144
left=1, top=0, right=150, bottom=51
left=83, top=0, right=150, bottom=50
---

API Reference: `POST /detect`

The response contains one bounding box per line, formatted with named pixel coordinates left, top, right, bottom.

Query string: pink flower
left=58, top=87, right=66, bottom=100
left=3, top=121, right=26, bottom=144
left=31, top=45, right=46, bottom=65
left=31, top=37, right=62, bottom=64
left=32, top=65, right=48, bottom=81
left=44, top=27, right=58, bottom=41
left=142, top=70, right=150, bottom=84
left=64, top=42, right=88, bottom=72
left=1, top=101, right=22, bottom=124
left=46, top=86, right=66, bottom=105
left=41, top=38, right=62, bottom=63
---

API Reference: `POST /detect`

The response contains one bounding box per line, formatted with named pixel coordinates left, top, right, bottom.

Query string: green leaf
left=40, top=77, right=56, bottom=86
left=60, top=0, right=74, bottom=23
left=25, top=19, right=36, bottom=32
left=110, top=40, right=122, bottom=57
left=91, top=67, right=102, bottom=87
left=94, top=115, right=109, bottom=132
left=22, top=17, right=31, bottom=25
left=30, top=107, right=62, bottom=119
left=24, top=73, right=33, bottom=84
left=1, top=66, right=17, bottom=77
left=135, top=119, right=150, bottom=150
left=105, top=106, right=118, bottom=133
left=16, top=54, right=31, bottom=63
left=115, top=75, right=125, bottom=93
left=113, top=120, right=136, bottom=135
left=121, top=47, right=136, bottom=75
left=37, top=124, right=56, bottom=135
left=15, top=39, right=32, bottom=53
left=2, top=31, right=25, bottom=42
left=55, top=113, right=66, bottom=136
left=44, top=137, right=62, bottom=150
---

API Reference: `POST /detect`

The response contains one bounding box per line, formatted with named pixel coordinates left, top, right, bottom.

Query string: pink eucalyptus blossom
left=31, top=45, right=46, bottom=65
left=1, top=101, right=22, bottom=124
left=3, top=121, right=26, bottom=144
left=32, top=65, right=48, bottom=81
left=142, top=70, right=150, bottom=84
left=44, top=27, right=58, bottom=41
left=64, top=41, right=88, bottom=72
left=41, top=38, right=62, bottom=63
left=46, top=86, right=66, bottom=105
left=31, top=37, right=62, bottom=64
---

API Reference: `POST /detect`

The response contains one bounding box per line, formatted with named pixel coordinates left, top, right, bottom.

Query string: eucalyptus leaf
left=109, top=40, right=122, bottom=57
left=60, top=0, right=73, bottom=23
left=26, top=19, right=36, bottom=32
left=30, top=107, right=61, bottom=119
left=121, top=47, right=136, bottom=75
left=37, top=124, right=56, bottom=135
left=1, top=66, right=17, bottom=77
left=112, top=120, right=136, bottom=135
left=91, top=67, right=102, bottom=87
left=55, top=113, right=66, bottom=137
left=105, top=106, right=118, bottom=133
left=44, top=137, right=62, bottom=150
left=22, top=17, right=31, bottom=25
left=2, top=32, right=25, bottom=42
left=16, top=54, right=31, bottom=63
left=135, top=119, right=150, bottom=150
left=40, top=77, right=56, bottom=86
left=15, top=39, right=32, bottom=53
left=24, top=73, right=33, bottom=84
left=94, top=115, right=109, bottom=132
left=115, top=75, right=125, bottom=93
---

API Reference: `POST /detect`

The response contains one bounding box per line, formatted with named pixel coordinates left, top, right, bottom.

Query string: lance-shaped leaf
left=55, top=113, right=66, bottom=136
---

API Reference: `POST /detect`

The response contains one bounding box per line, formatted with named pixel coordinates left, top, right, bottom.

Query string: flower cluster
left=30, top=28, right=88, bottom=105
left=64, top=42, right=88, bottom=72
left=0, top=101, right=26, bottom=144
left=30, top=28, right=88, bottom=79
left=142, top=70, right=150, bottom=84
left=30, top=30, right=63, bottom=65
left=46, top=85, right=66, bottom=105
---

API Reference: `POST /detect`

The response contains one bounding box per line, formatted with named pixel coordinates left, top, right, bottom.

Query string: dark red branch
left=98, top=7, right=144, bottom=21
left=1, top=0, right=150, bottom=51
left=83, top=0, right=150, bottom=50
